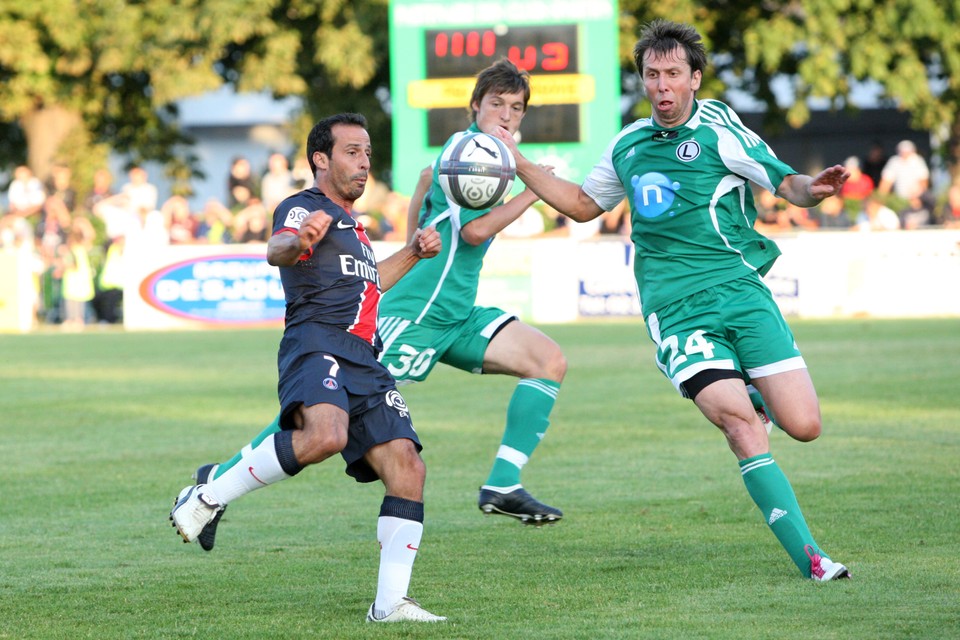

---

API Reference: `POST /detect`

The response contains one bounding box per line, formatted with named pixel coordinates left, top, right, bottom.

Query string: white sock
left=207, top=434, right=291, bottom=505
left=373, top=516, right=423, bottom=616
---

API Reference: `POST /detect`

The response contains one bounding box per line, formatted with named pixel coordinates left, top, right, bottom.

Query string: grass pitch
left=1, top=318, right=958, bottom=639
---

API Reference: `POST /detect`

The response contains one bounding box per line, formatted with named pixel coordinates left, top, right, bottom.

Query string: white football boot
left=366, top=597, right=446, bottom=622
left=169, top=484, right=222, bottom=543
left=806, top=545, right=851, bottom=582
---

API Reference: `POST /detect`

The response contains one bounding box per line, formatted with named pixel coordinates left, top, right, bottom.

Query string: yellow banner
left=0, top=252, right=35, bottom=332
left=407, top=74, right=595, bottom=109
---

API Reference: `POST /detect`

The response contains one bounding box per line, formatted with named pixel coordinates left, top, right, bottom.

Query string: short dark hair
left=469, top=58, right=530, bottom=122
left=633, top=19, right=707, bottom=76
left=306, top=113, right=368, bottom=175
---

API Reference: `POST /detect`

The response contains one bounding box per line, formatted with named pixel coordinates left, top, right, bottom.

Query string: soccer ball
left=438, top=131, right=516, bottom=210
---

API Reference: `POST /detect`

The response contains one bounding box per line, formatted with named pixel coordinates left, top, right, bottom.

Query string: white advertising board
left=124, top=244, right=284, bottom=331
left=123, top=230, right=960, bottom=332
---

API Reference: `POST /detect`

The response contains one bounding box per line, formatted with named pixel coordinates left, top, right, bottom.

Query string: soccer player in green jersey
left=493, top=20, right=850, bottom=581
left=379, top=58, right=567, bottom=525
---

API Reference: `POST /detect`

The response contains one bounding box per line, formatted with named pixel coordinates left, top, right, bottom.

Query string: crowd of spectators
left=0, top=154, right=410, bottom=330
left=1, top=140, right=959, bottom=330
left=755, top=139, right=960, bottom=234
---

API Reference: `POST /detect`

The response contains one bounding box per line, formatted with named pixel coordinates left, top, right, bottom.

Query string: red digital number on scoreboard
left=426, top=24, right=577, bottom=77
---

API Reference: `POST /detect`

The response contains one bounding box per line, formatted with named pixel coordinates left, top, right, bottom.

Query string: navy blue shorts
left=277, top=322, right=422, bottom=483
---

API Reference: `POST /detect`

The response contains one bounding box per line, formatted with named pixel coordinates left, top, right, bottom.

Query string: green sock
left=213, top=413, right=283, bottom=480
left=740, top=453, right=822, bottom=577
left=746, top=383, right=778, bottom=428
left=484, top=378, right=560, bottom=489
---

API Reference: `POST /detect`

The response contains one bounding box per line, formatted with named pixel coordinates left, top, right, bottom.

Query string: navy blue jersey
left=272, top=187, right=382, bottom=349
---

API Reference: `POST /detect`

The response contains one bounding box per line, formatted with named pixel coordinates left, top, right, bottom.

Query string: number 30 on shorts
left=660, top=330, right=715, bottom=376
left=386, top=344, right=437, bottom=379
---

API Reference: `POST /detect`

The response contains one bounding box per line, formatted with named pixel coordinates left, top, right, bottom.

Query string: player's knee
left=788, top=415, right=822, bottom=442
left=297, top=427, right=348, bottom=463
left=385, top=443, right=427, bottom=492
left=717, top=415, right=769, bottom=459
left=531, top=342, right=567, bottom=382
left=546, top=348, right=568, bottom=382
left=398, top=441, right=426, bottom=478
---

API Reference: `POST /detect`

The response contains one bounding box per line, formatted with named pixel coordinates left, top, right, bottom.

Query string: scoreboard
left=422, top=24, right=582, bottom=146
left=389, top=0, right=619, bottom=195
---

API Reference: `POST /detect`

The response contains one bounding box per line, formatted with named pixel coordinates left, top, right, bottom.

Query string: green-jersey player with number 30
left=494, top=19, right=850, bottom=581
left=379, top=59, right=567, bottom=526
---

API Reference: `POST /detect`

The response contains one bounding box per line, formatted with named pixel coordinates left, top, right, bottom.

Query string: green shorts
left=378, top=307, right=516, bottom=382
left=644, top=275, right=805, bottom=397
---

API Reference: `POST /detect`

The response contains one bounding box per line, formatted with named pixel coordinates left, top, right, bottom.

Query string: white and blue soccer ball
left=438, top=131, right=516, bottom=210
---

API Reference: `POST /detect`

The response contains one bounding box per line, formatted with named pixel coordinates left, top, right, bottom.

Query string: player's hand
left=298, top=210, right=333, bottom=250
left=491, top=126, right=522, bottom=161
left=411, top=225, right=441, bottom=259
left=809, top=165, right=850, bottom=199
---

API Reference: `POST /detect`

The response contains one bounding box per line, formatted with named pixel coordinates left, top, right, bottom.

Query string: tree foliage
left=3, top=0, right=960, bottom=199
left=218, top=0, right=392, bottom=182
left=0, top=0, right=247, bottom=186
left=0, top=0, right=389, bottom=196
left=620, top=0, right=960, bottom=174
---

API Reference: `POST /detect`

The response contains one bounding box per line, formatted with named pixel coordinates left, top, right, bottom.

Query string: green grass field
left=1, top=318, right=958, bottom=639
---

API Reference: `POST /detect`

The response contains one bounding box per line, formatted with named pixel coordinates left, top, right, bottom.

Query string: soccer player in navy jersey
left=494, top=21, right=849, bottom=582
left=170, top=113, right=447, bottom=622
left=194, top=61, right=565, bottom=536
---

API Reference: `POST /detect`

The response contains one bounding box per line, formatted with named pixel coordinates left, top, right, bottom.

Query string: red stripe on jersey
left=348, top=222, right=377, bottom=342
left=349, top=280, right=381, bottom=344
left=355, top=221, right=371, bottom=246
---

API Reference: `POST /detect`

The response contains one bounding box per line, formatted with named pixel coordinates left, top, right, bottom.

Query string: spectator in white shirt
left=856, top=195, right=901, bottom=231
left=878, top=140, right=929, bottom=201
left=7, top=165, right=46, bottom=218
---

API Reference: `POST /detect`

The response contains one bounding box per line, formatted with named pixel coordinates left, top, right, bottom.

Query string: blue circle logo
left=631, top=173, right=681, bottom=218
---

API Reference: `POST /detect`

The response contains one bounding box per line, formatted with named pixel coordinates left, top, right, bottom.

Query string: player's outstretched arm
left=490, top=127, right=604, bottom=222
left=378, top=225, right=441, bottom=292
left=460, top=185, right=543, bottom=246
left=778, top=165, right=850, bottom=208
left=267, top=210, right=332, bottom=266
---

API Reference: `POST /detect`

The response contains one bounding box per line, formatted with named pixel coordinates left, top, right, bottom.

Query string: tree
left=8, top=0, right=960, bottom=201
left=619, top=0, right=960, bottom=178
left=219, top=0, right=393, bottom=184
left=0, top=0, right=389, bottom=199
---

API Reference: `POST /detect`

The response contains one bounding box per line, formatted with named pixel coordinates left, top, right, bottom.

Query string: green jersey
left=582, top=99, right=794, bottom=314
left=380, top=124, right=497, bottom=326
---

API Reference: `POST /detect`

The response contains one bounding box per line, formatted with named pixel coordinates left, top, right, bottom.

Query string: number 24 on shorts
left=660, top=330, right=716, bottom=377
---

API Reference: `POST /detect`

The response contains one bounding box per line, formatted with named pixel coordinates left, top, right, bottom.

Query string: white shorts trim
left=480, top=312, right=516, bottom=339
left=745, top=356, right=807, bottom=379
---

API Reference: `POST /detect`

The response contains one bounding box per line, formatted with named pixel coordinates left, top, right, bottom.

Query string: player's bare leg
left=750, top=369, right=822, bottom=442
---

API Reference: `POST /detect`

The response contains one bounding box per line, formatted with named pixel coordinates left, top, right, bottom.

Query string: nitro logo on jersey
left=339, top=242, right=380, bottom=285
left=631, top=173, right=681, bottom=219
left=283, top=207, right=310, bottom=229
